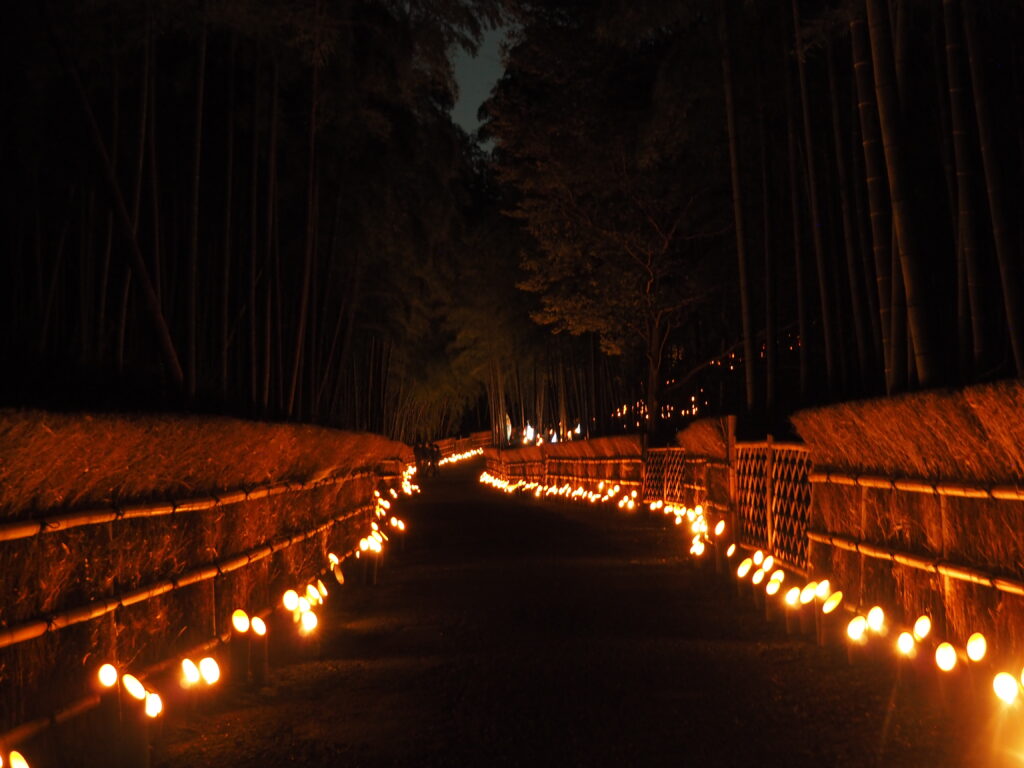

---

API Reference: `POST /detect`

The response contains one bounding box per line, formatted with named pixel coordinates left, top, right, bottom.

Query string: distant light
left=251, top=616, right=267, bottom=637
left=317, top=579, right=329, bottom=597
left=847, top=616, right=867, bottom=642
left=821, top=591, right=843, bottom=614
left=867, top=606, right=885, bottom=633
left=98, top=663, right=118, bottom=688
left=737, top=558, right=753, bottom=578
left=122, top=674, right=147, bottom=701
left=785, top=587, right=801, bottom=606
left=328, top=552, right=340, bottom=567
left=181, top=659, right=201, bottom=687
left=145, top=692, right=163, bottom=718
left=231, top=609, right=250, bottom=633
left=994, top=673, right=1019, bottom=704
left=935, top=643, right=958, bottom=672
left=967, top=633, right=987, bottom=662
left=283, top=590, right=299, bottom=612
left=714, top=520, right=726, bottom=536
left=913, top=615, right=931, bottom=641
left=306, top=584, right=322, bottom=605
left=897, top=632, right=915, bottom=656
left=726, top=544, right=736, bottom=558
left=799, top=582, right=817, bottom=605
left=199, top=657, right=221, bottom=685
left=814, top=580, right=831, bottom=600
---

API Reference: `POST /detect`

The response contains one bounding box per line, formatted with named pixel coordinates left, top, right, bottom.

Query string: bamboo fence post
left=765, top=435, right=776, bottom=554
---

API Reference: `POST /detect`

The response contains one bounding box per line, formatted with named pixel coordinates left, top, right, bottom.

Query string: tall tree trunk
left=719, top=0, right=756, bottom=413
left=849, top=96, right=884, bottom=370
left=187, top=9, right=208, bottom=398
left=221, top=34, right=236, bottom=396
left=792, top=0, right=836, bottom=395
left=262, top=58, right=280, bottom=412
left=943, top=0, right=985, bottom=369
left=759, top=90, right=776, bottom=411
left=962, top=1, right=1024, bottom=375
left=288, top=0, right=323, bottom=417
left=827, top=39, right=870, bottom=390
left=851, top=16, right=895, bottom=392
left=866, top=0, right=939, bottom=387
left=44, top=5, right=182, bottom=385
left=786, top=66, right=809, bottom=398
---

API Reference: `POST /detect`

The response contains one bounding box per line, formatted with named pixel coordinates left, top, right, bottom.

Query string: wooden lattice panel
left=736, top=446, right=770, bottom=549
left=642, top=449, right=668, bottom=502
left=770, top=447, right=812, bottom=568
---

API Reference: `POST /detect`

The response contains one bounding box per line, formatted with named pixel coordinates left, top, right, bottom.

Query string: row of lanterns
left=6, top=468, right=422, bottom=766
left=438, top=447, right=484, bottom=466
left=478, top=473, right=641, bottom=511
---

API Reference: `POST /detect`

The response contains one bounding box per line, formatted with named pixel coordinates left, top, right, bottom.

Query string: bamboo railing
left=807, top=529, right=1024, bottom=598
left=0, top=504, right=374, bottom=650
left=0, top=469, right=389, bottom=543
left=809, top=470, right=1024, bottom=501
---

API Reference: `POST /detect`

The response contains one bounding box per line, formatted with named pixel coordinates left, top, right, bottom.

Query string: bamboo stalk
left=807, top=529, right=1024, bottom=597
left=0, top=505, right=372, bottom=651
left=809, top=470, right=1024, bottom=501
left=0, top=469, right=398, bottom=544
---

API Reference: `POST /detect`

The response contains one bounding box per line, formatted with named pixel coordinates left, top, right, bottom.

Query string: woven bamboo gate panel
left=735, top=442, right=812, bottom=569
left=736, top=445, right=770, bottom=549
left=771, top=446, right=812, bottom=569
left=641, top=449, right=668, bottom=502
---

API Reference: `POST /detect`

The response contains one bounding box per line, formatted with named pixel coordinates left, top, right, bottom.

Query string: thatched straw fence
left=792, top=380, right=1024, bottom=662
left=484, top=435, right=644, bottom=489
left=0, top=410, right=411, bottom=740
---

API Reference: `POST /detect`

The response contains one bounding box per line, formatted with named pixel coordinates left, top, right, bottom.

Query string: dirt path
left=157, top=462, right=992, bottom=767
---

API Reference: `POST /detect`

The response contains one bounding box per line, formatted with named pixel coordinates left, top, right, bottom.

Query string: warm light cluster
left=96, top=663, right=164, bottom=719
left=478, top=473, right=641, bottom=510
left=438, top=448, right=484, bottom=466
left=400, top=464, right=421, bottom=496
left=649, top=501, right=722, bottom=556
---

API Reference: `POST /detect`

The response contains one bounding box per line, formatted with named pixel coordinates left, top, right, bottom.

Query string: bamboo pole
left=0, top=505, right=373, bottom=651
left=0, top=469, right=398, bottom=544
left=806, top=529, right=1024, bottom=597
left=809, top=470, right=1024, bottom=501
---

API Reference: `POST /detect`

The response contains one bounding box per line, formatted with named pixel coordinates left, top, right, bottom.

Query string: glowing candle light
left=994, top=673, right=1019, bottom=704
left=306, top=584, right=322, bottom=605
left=753, top=550, right=764, bottom=566
left=785, top=587, right=801, bottom=606
left=867, top=606, right=885, bottom=633
left=328, top=553, right=340, bottom=567
left=913, top=615, right=931, bottom=641
left=752, top=569, right=766, bottom=585
left=298, top=597, right=311, bottom=613
left=300, top=611, right=318, bottom=634
left=935, top=643, right=958, bottom=672
left=766, top=580, right=781, bottom=596
left=251, top=616, right=267, bottom=636
left=966, top=632, right=987, bottom=662
left=181, top=658, right=201, bottom=687
left=145, top=692, right=163, bottom=718
left=231, top=609, right=250, bottom=634
left=8, top=752, right=29, bottom=768
left=737, top=558, right=753, bottom=578
left=122, top=674, right=147, bottom=701
left=847, top=616, right=867, bottom=641
left=769, top=569, right=785, bottom=583
left=714, top=520, right=726, bottom=537
left=283, top=590, right=299, bottom=612
left=896, top=632, right=915, bottom=656
left=98, top=663, right=118, bottom=688
left=317, top=579, right=328, bottom=597
left=199, top=657, right=221, bottom=685
left=761, top=556, right=774, bottom=573
left=799, top=582, right=818, bottom=605
left=821, top=591, right=843, bottom=614
left=814, top=580, right=831, bottom=600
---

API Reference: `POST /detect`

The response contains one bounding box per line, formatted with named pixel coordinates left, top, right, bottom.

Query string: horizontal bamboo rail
left=0, top=503, right=375, bottom=651
left=809, top=470, right=1024, bottom=502
left=807, top=530, right=1024, bottom=597
left=0, top=468, right=398, bottom=544
left=737, top=441, right=810, bottom=453
left=543, top=474, right=642, bottom=487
